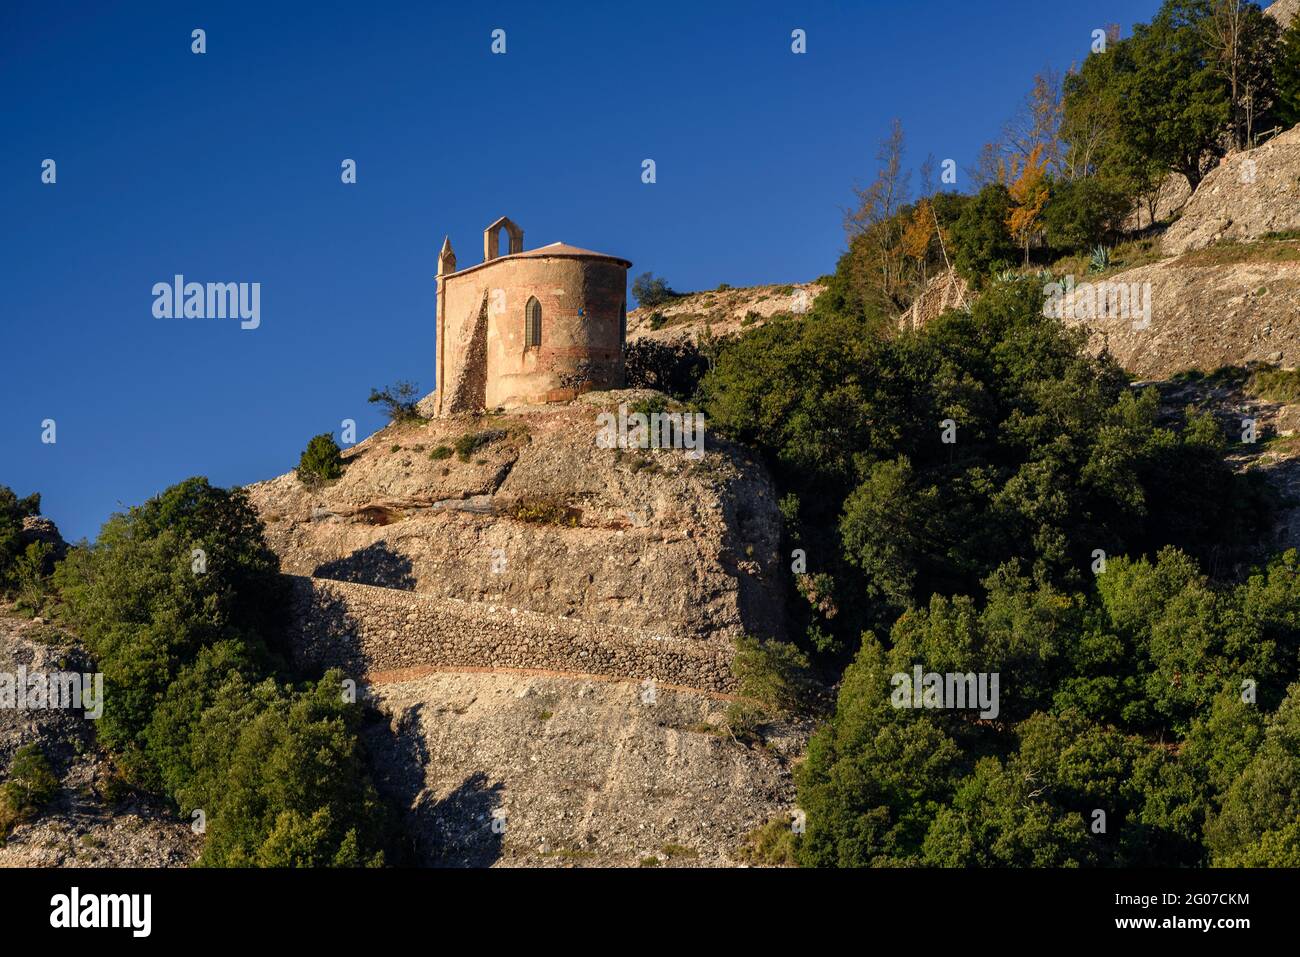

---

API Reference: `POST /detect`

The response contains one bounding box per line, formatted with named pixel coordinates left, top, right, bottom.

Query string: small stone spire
left=437, top=235, right=457, bottom=277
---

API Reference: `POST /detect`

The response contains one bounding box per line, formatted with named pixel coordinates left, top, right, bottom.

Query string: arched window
left=525, top=296, right=542, bottom=348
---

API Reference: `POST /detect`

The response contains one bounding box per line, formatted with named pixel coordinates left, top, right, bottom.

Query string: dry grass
left=1248, top=366, right=1300, bottom=403
left=1175, top=238, right=1300, bottom=268
left=1049, top=238, right=1164, bottom=281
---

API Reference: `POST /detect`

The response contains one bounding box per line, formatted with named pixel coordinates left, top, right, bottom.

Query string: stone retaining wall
left=284, top=575, right=737, bottom=693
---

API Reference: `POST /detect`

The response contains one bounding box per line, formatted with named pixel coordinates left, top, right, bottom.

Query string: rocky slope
left=243, top=392, right=806, bottom=867
left=1268, top=0, right=1299, bottom=27
left=1061, top=240, right=1300, bottom=378
left=894, top=124, right=1300, bottom=380
left=1162, top=124, right=1300, bottom=256
left=246, top=391, right=787, bottom=644
left=626, top=282, right=824, bottom=345
left=364, top=670, right=806, bottom=867
left=0, top=611, right=199, bottom=867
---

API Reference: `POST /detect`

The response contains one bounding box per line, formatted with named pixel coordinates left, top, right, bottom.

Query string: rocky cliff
left=246, top=391, right=786, bottom=645
left=0, top=612, right=199, bottom=867
left=626, top=282, right=824, bottom=345
left=364, top=670, right=806, bottom=867
left=242, top=391, right=806, bottom=866
left=1061, top=241, right=1300, bottom=378
left=1162, top=125, right=1300, bottom=256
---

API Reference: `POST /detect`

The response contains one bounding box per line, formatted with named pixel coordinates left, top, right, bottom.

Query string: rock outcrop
left=0, top=612, right=199, bottom=867
left=1059, top=246, right=1300, bottom=378
left=899, top=269, right=969, bottom=330
left=19, top=516, right=67, bottom=563
left=243, top=393, right=806, bottom=867
left=1268, top=0, right=1299, bottom=28
left=246, top=393, right=787, bottom=651
left=364, top=670, right=806, bottom=867
left=626, top=282, right=824, bottom=345
left=1162, top=124, right=1300, bottom=256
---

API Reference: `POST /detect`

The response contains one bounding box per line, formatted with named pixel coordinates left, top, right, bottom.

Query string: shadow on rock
left=314, top=541, right=416, bottom=590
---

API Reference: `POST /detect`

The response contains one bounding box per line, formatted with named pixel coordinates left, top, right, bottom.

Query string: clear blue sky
left=1, top=0, right=1163, bottom=542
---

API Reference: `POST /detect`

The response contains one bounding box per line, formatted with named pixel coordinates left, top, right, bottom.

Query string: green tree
left=1275, top=13, right=1300, bottom=127
left=949, top=183, right=1017, bottom=284
left=54, top=477, right=391, bottom=866
left=0, top=744, right=59, bottom=836
left=630, top=272, right=678, bottom=307
left=795, top=636, right=963, bottom=867
left=1207, top=683, right=1300, bottom=865
left=0, top=486, right=41, bottom=589
left=839, top=457, right=941, bottom=611
left=297, top=433, right=345, bottom=486
left=1042, top=175, right=1132, bottom=252
left=1102, top=2, right=1230, bottom=190
left=368, top=381, right=422, bottom=423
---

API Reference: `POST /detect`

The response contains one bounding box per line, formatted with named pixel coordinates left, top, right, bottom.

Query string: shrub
left=631, top=272, right=679, bottom=308
left=367, top=381, right=422, bottom=423
left=731, top=635, right=815, bottom=717
left=454, top=430, right=506, bottom=462
left=429, top=445, right=453, bottom=461
left=0, top=486, right=41, bottom=590
left=13, top=541, right=54, bottom=614
left=54, top=477, right=393, bottom=866
left=794, top=548, right=1300, bottom=867
left=647, top=312, right=667, bottom=331
left=1248, top=366, right=1300, bottom=403
left=736, top=816, right=800, bottom=866
left=703, top=281, right=1271, bottom=645
left=296, top=433, right=344, bottom=486
left=0, top=744, right=59, bottom=836
left=622, top=339, right=709, bottom=399
left=507, top=499, right=576, bottom=526
left=1043, top=176, right=1131, bottom=254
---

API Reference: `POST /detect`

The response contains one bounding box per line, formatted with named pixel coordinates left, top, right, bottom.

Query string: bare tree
left=1202, top=0, right=1279, bottom=151
left=1205, top=0, right=1249, bottom=150
left=919, top=152, right=937, bottom=199
left=845, top=119, right=912, bottom=308
left=1004, top=70, right=1066, bottom=177
left=967, top=140, right=1004, bottom=189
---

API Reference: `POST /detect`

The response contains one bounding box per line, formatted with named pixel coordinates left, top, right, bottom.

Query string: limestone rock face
left=1267, top=0, right=1300, bottom=29
left=1123, top=172, right=1194, bottom=232
left=19, top=516, right=67, bottom=562
left=626, top=281, right=825, bottom=345
left=1278, top=405, right=1300, bottom=436
left=245, top=395, right=804, bottom=865
left=1162, top=125, right=1300, bottom=256
left=364, top=670, right=807, bottom=867
left=1059, top=254, right=1300, bottom=379
left=245, top=393, right=788, bottom=647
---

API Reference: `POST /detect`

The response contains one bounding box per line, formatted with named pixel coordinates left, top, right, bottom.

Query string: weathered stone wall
left=284, top=575, right=737, bottom=693
left=436, top=251, right=628, bottom=412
